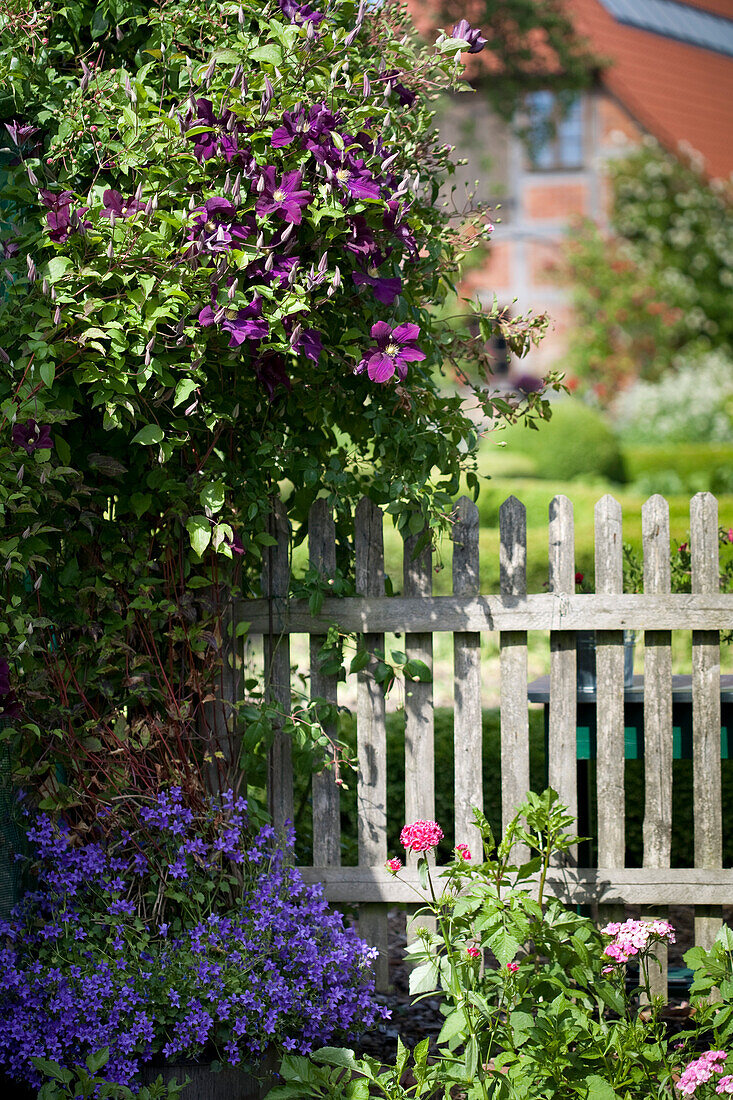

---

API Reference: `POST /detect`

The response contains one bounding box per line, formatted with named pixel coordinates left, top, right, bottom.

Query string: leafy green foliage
left=33, top=1049, right=187, bottom=1100
left=273, top=792, right=733, bottom=1100
left=0, top=0, right=557, bottom=806
left=562, top=140, right=733, bottom=403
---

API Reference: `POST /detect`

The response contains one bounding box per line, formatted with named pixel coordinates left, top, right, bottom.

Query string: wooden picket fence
left=239, top=491, right=733, bottom=995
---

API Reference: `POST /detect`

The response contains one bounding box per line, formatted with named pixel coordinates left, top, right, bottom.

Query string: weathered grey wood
left=298, top=864, right=733, bottom=906
left=642, top=494, right=673, bottom=999
left=594, top=496, right=625, bottom=877
left=548, top=496, right=577, bottom=861
left=263, top=499, right=294, bottom=836
left=309, top=499, right=341, bottom=868
left=499, top=496, right=529, bottom=858
left=691, top=492, right=723, bottom=952
left=403, top=525, right=435, bottom=859
left=354, top=497, right=389, bottom=989
left=238, top=592, right=733, bottom=634
left=453, top=497, right=483, bottom=856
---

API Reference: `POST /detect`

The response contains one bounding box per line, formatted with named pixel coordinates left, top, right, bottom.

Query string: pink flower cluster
left=466, top=946, right=480, bottom=959
left=676, top=1051, right=727, bottom=1095
left=455, top=843, right=471, bottom=861
left=717, top=1078, right=733, bottom=1095
left=400, top=820, right=444, bottom=853
left=385, top=857, right=402, bottom=874
left=507, top=961, right=519, bottom=973
left=601, top=918, right=675, bottom=967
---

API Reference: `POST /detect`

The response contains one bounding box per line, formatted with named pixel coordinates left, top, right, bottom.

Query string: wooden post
left=263, top=499, right=293, bottom=836
left=309, top=499, right=341, bottom=868
left=453, top=497, right=483, bottom=858
left=594, top=495, right=626, bottom=925
left=499, top=496, right=530, bottom=860
left=200, top=599, right=242, bottom=798
left=691, top=492, right=722, bottom=954
left=548, top=495, right=577, bottom=863
left=354, top=497, right=389, bottom=990
left=642, top=494, right=673, bottom=1001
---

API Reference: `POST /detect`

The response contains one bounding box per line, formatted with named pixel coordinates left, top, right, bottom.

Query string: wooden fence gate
left=240, top=491, right=733, bottom=995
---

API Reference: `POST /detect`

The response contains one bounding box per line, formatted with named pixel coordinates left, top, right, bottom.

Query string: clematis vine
left=356, top=322, right=426, bottom=383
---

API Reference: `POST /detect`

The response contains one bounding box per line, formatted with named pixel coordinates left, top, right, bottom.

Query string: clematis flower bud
left=42, top=278, right=49, bottom=296
left=362, top=73, right=371, bottom=98
left=264, top=251, right=274, bottom=272
left=53, top=306, right=61, bottom=325
left=106, top=241, right=113, bottom=259
left=26, top=255, right=36, bottom=282
left=289, top=323, right=302, bottom=347
left=260, top=75, right=273, bottom=119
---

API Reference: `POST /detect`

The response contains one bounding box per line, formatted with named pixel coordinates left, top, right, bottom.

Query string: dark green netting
left=0, top=718, right=24, bottom=918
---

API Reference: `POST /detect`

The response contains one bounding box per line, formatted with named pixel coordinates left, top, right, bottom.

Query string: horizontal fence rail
left=245, top=491, right=733, bottom=995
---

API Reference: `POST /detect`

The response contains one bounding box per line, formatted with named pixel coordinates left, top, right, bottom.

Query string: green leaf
left=349, top=649, right=370, bottom=674
left=86, top=1049, right=110, bottom=1074
left=717, top=925, right=733, bottom=951
left=132, top=425, right=164, bottom=446
left=586, top=1075, right=618, bottom=1100
left=172, top=378, right=198, bottom=408
left=403, top=658, right=432, bottom=682
left=186, top=515, right=211, bottom=557
left=409, top=960, right=438, bottom=995
left=487, top=925, right=522, bottom=966
left=200, top=481, right=225, bottom=514
left=251, top=43, right=283, bottom=65
left=40, top=361, right=55, bottom=388
left=130, top=493, right=152, bottom=519
left=311, top=1048, right=366, bottom=1075
left=45, top=256, right=71, bottom=281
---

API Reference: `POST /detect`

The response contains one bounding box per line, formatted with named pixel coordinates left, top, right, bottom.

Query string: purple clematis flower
left=100, top=189, right=145, bottom=220
left=256, top=168, right=312, bottom=225
left=12, top=420, right=53, bottom=454
left=293, top=328, right=322, bottom=362
left=0, top=658, right=19, bottom=719
left=186, top=197, right=255, bottom=256
left=383, top=71, right=417, bottom=107
left=383, top=200, right=418, bottom=258
left=4, top=120, right=40, bottom=147
left=222, top=297, right=269, bottom=346
left=271, top=104, right=340, bottom=150
left=254, top=354, right=292, bottom=400
left=246, top=254, right=299, bottom=287
left=278, top=0, right=324, bottom=25
left=344, top=216, right=376, bottom=256
left=352, top=255, right=402, bottom=305
left=39, top=190, right=75, bottom=243
left=188, top=99, right=244, bottom=164
left=451, top=20, right=487, bottom=54
left=356, top=322, right=425, bottom=383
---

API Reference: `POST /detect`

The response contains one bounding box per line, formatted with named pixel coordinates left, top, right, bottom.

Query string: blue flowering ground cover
left=0, top=789, right=387, bottom=1092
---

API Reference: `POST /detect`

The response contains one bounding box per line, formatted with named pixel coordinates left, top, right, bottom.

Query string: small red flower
left=466, top=947, right=481, bottom=959
left=575, top=572, right=584, bottom=585
left=455, top=843, right=471, bottom=861
left=507, top=961, right=519, bottom=973
left=385, top=857, right=402, bottom=874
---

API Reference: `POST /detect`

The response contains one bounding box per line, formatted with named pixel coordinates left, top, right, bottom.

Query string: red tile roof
left=567, top=0, right=733, bottom=180
left=407, top=0, right=733, bottom=181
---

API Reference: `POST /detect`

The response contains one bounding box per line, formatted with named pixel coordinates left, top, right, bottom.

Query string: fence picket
left=263, top=498, right=293, bottom=836
left=594, top=496, right=625, bottom=911
left=354, top=497, right=389, bottom=990
left=499, top=496, right=529, bottom=859
left=642, top=494, right=673, bottom=1000
left=548, top=495, right=577, bottom=862
left=403, top=527, right=435, bottom=843
left=691, top=492, right=722, bottom=953
left=453, top=497, right=483, bottom=856
left=309, top=500, right=341, bottom=868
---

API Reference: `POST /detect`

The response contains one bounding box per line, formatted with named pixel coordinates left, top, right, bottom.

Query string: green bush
left=623, top=443, right=733, bottom=496
left=496, top=400, right=626, bottom=484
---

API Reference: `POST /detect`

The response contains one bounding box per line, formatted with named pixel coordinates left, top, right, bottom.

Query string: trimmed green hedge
left=497, top=400, right=627, bottom=484
left=623, top=443, right=733, bottom=496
